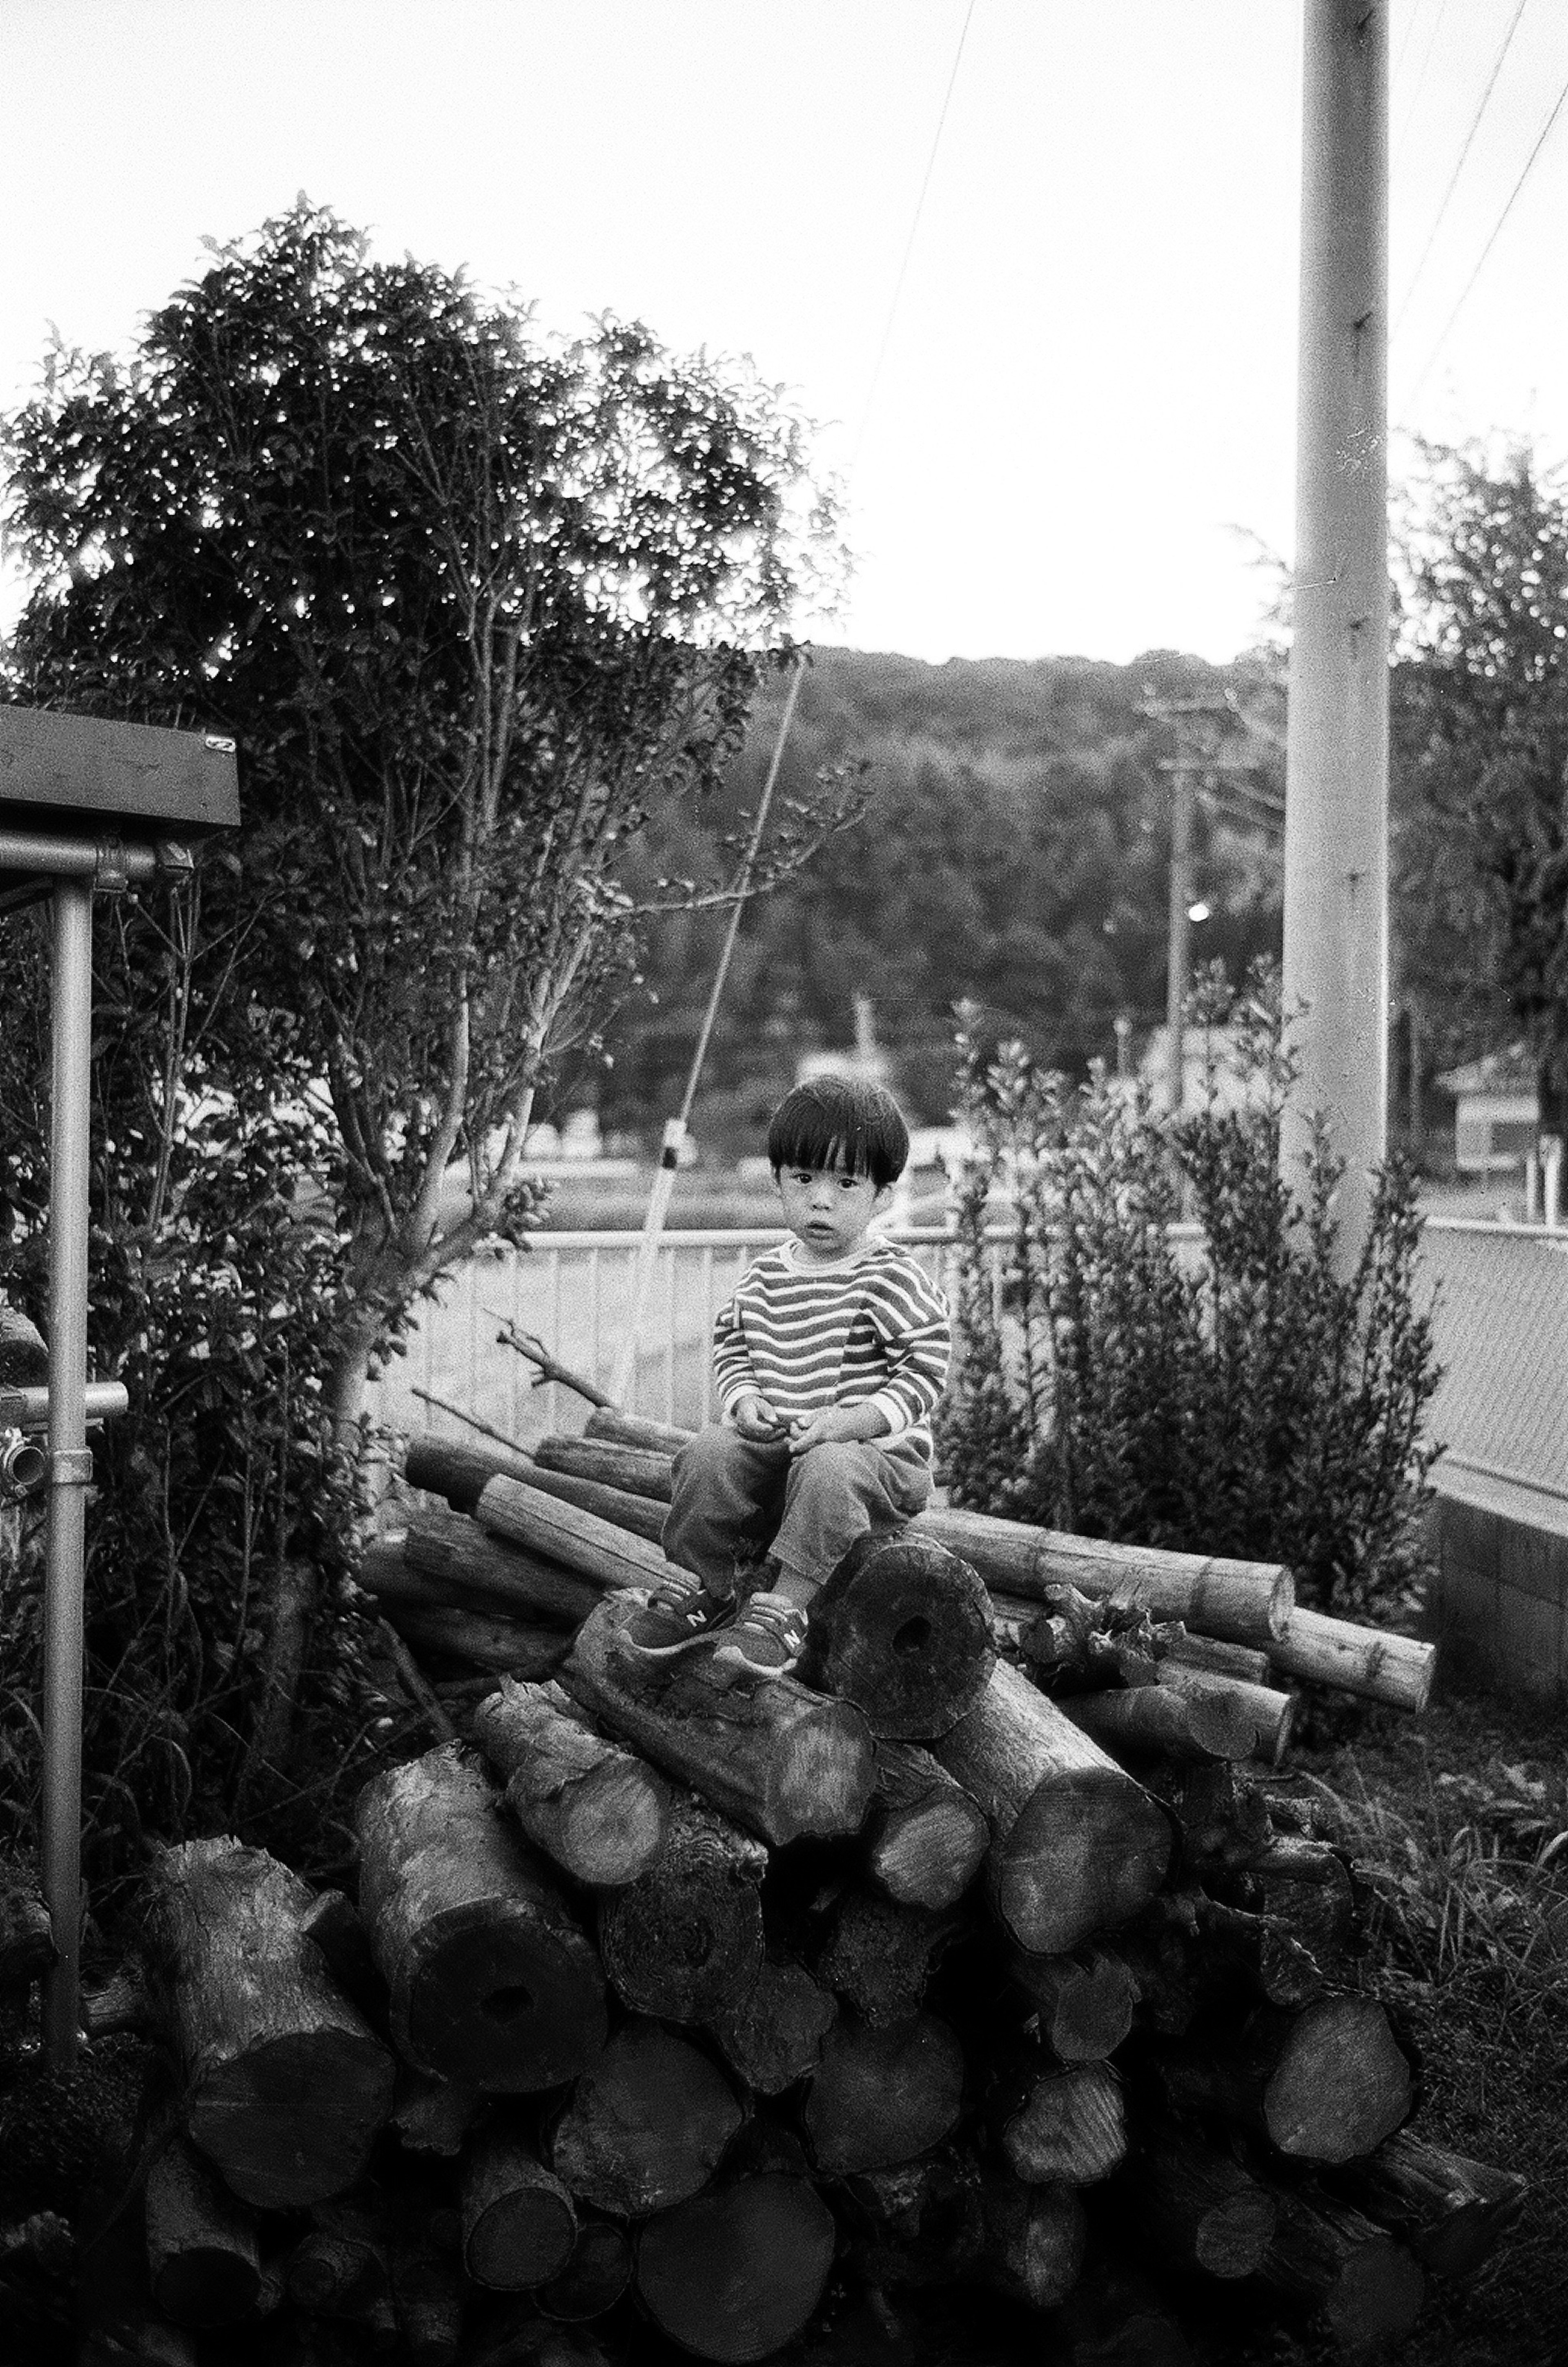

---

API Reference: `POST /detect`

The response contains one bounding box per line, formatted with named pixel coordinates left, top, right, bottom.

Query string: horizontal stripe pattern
left=713, top=1239, right=951, bottom=1450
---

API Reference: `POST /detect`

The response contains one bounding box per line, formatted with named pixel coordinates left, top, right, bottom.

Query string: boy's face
left=776, top=1158, right=894, bottom=1264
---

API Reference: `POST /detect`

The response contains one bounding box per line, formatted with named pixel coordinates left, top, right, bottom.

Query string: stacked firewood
left=80, top=1408, right=1522, bottom=2365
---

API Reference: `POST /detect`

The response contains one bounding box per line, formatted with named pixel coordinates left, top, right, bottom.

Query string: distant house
left=1435, top=1048, right=1540, bottom=1175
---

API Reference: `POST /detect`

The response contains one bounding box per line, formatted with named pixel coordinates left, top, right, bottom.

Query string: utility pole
left=1283, top=0, right=1389, bottom=1269
left=1164, top=766, right=1196, bottom=1114
left=1144, top=693, right=1250, bottom=1114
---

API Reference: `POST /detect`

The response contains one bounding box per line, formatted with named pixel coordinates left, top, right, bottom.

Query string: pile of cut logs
left=81, top=1406, right=1525, bottom=2367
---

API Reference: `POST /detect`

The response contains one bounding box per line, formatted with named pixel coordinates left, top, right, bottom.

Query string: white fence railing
left=365, top=1228, right=963, bottom=1450
left=366, top=1217, right=1568, bottom=1519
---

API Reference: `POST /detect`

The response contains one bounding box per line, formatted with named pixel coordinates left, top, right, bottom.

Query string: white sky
left=3, top=0, right=1568, bottom=665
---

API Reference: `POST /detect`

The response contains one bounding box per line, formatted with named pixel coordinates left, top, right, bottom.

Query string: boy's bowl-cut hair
left=767, top=1078, right=910, bottom=1190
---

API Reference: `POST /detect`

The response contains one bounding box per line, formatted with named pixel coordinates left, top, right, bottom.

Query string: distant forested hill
left=581, top=645, right=1286, bottom=1151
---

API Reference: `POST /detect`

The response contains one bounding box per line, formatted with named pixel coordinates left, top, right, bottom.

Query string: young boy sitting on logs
left=623, top=1077, right=951, bottom=1682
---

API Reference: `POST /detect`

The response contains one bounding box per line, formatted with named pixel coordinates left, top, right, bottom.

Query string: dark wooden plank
left=0, top=705, right=240, bottom=834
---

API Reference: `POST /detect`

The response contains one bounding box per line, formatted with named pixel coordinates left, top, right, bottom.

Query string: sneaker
left=710, top=1591, right=810, bottom=1683
left=620, top=1574, right=735, bottom=1659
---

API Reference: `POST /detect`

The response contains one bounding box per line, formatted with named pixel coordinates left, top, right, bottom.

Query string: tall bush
left=0, top=203, right=844, bottom=1887
left=0, top=893, right=368, bottom=1894
left=938, top=968, right=1443, bottom=1616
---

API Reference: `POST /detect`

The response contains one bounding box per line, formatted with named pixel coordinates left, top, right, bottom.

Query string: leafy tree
left=1393, top=440, right=1568, bottom=1128
left=1, top=201, right=843, bottom=1434
left=0, top=203, right=841, bottom=1856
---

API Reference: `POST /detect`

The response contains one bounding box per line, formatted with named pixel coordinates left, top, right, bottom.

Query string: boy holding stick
left=624, top=1077, right=951, bottom=1680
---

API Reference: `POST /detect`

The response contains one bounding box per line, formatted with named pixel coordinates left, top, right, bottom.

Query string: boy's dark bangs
left=770, top=1112, right=873, bottom=1178
left=767, top=1080, right=908, bottom=1186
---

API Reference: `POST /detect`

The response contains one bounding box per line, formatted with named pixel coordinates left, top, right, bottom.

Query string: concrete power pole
left=1283, top=0, right=1390, bottom=1269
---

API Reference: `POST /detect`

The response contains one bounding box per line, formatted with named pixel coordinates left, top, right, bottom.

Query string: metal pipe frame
left=0, top=829, right=161, bottom=881
left=40, top=876, right=94, bottom=2063
left=0, top=1381, right=129, bottom=1433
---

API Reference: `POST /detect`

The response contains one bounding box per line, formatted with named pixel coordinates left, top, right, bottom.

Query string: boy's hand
left=733, top=1394, right=788, bottom=1442
left=787, top=1403, right=890, bottom=1458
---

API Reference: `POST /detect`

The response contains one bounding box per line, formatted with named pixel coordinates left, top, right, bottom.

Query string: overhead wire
left=853, top=0, right=978, bottom=465
left=1390, top=0, right=1427, bottom=92
left=1400, top=56, right=1568, bottom=415
left=610, top=2, right=976, bottom=1397
left=1392, top=0, right=1453, bottom=174
left=1392, top=0, right=1529, bottom=333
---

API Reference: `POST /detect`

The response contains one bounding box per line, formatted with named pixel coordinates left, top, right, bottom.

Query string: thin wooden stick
left=484, top=1315, right=612, bottom=1408
left=374, top=1615, right=459, bottom=1745
left=410, top=1385, right=531, bottom=1454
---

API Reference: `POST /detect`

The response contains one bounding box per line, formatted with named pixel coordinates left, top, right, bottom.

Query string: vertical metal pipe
left=42, top=875, right=94, bottom=2064
left=1283, top=0, right=1390, bottom=1267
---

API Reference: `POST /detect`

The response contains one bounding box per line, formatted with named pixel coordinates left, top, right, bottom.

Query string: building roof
left=1435, top=1045, right=1536, bottom=1097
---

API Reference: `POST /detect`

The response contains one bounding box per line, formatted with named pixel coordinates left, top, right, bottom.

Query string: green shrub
left=937, top=966, right=1443, bottom=1616
left=0, top=895, right=387, bottom=1906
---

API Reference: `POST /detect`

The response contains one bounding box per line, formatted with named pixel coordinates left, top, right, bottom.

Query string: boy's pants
left=661, top=1423, right=933, bottom=1596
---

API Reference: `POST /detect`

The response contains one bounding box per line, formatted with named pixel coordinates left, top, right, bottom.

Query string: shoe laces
left=741, top=1590, right=807, bottom=1643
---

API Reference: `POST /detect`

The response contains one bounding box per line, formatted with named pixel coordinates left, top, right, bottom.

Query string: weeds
left=1307, top=1746, right=1568, bottom=2024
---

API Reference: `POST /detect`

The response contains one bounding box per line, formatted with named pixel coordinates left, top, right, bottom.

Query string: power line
left=1393, top=0, right=1529, bottom=334
left=1400, top=61, right=1568, bottom=414
left=609, top=7, right=976, bottom=1391
left=1390, top=0, right=1425, bottom=91
left=851, top=0, right=978, bottom=464
left=1392, top=0, right=1453, bottom=174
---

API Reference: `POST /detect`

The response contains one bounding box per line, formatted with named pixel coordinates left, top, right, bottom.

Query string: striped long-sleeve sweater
left=712, top=1237, right=952, bottom=1456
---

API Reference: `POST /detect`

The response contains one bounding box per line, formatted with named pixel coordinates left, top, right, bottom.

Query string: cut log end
left=999, top=1770, right=1174, bottom=1956
left=937, top=1662, right=1173, bottom=1955
left=357, top=1746, right=609, bottom=2093
left=1195, top=2190, right=1278, bottom=2280
left=635, top=2173, right=837, bottom=2364
left=597, top=1800, right=766, bottom=2023
left=999, top=2061, right=1127, bottom=2187
left=706, top=1957, right=837, bottom=2093
left=541, top=2217, right=634, bottom=2322
left=1323, top=2239, right=1428, bottom=2347
left=401, top=1905, right=609, bottom=2094
left=871, top=1794, right=987, bottom=1907
left=804, top=2013, right=966, bottom=2176
left=801, top=1531, right=997, bottom=1741
left=1265, top=1997, right=1412, bottom=2163
left=144, top=2135, right=263, bottom=2327
left=868, top=1741, right=989, bottom=1909
left=187, top=2028, right=396, bottom=2212
left=463, top=2137, right=579, bottom=2292
left=765, top=1701, right=881, bottom=1840
left=549, top=2020, right=742, bottom=2220
left=977, top=2173, right=1087, bottom=2312
left=475, top=1679, right=672, bottom=1888
left=558, top=1763, right=667, bottom=1886
left=1009, top=1947, right=1139, bottom=2062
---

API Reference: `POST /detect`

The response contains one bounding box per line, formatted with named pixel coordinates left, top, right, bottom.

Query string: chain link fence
left=1418, top=1219, right=1568, bottom=1517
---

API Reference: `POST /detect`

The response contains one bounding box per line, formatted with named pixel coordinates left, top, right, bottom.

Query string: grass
left=1223, top=1676, right=1568, bottom=2366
